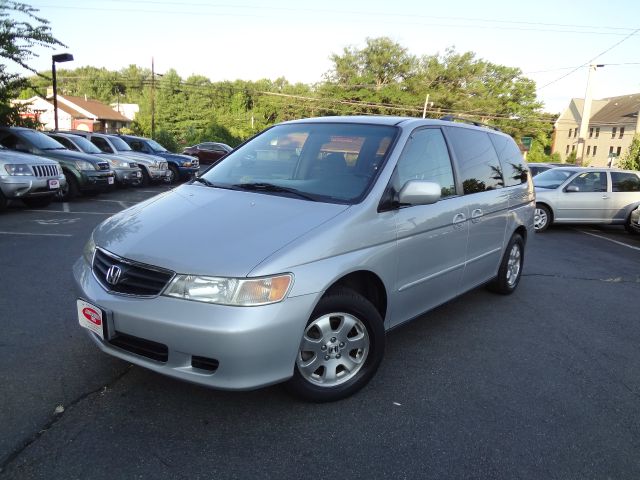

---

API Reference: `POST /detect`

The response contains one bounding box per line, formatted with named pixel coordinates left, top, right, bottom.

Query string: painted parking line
left=27, top=209, right=118, bottom=215
left=578, top=229, right=640, bottom=252
left=0, top=231, right=72, bottom=237
left=93, top=199, right=135, bottom=209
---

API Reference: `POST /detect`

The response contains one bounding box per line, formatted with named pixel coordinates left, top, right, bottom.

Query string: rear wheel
left=534, top=204, right=551, bottom=232
left=286, top=288, right=385, bottom=402
left=23, top=197, right=53, bottom=208
left=488, top=234, right=524, bottom=295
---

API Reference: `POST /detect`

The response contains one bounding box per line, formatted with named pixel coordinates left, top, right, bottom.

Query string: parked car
left=527, top=162, right=557, bottom=177
left=627, top=206, right=640, bottom=234
left=118, top=135, right=199, bottom=184
left=0, top=127, right=115, bottom=200
left=533, top=167, right=640, bottom=232
left=0, top=145, right=66, bottom=210
left=183, top=142, right=232, bottom=164
left=47, top=132, right=142, bottom=187
left=58, top=131, right=169, bottom=186
left=74, top=116, right=534, bottom=402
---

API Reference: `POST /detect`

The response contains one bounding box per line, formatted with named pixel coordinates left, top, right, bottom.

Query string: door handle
left=601, top=195, right=609, bottom=199
left=471, top=209, right=483, bottom=218
left=453, top=213, right=466, bottom=224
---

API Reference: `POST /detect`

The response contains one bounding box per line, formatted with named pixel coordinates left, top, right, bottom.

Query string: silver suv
left=74, top=116, right=534, bottom=401
left=0, top=146, right=66, bottom=210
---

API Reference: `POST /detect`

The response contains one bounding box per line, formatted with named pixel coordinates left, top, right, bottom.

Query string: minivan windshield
left=108, top=136, right=133, bottom=152
left=199, top=123, right=397, bottom=204
left=533, top=168, right=580, bottom=189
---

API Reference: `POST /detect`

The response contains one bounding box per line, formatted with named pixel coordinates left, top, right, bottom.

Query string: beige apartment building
left=552, top=93, right=640, bottom=167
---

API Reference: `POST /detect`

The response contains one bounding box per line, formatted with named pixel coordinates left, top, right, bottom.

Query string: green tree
left=618, top=134, right=640, bottom=171
left=0, top=1, right=64, bottom=125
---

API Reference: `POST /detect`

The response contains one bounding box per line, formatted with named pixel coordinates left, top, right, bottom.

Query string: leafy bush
left=154, top=129, right=178, bottom=153
left=618, top=134, right=640, bottom=171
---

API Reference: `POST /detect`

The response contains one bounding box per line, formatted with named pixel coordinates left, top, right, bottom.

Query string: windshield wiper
left=233, top=182, right=317, bottom=201
left=193, top=177, right=216, bottom=187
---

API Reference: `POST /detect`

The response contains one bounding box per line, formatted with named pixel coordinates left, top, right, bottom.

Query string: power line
left=538, top=27, right=640, bottom=90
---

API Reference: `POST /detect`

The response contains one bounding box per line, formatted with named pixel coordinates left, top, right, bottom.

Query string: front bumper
left=0, top=174, right=67, bottom=199
left=80, top=171, right=115, bottom=192
left=73, top=257, right=316, bottom=390
left=113, top=167, right=142, bottom=185
left=177, top=166, right=199, bottom=180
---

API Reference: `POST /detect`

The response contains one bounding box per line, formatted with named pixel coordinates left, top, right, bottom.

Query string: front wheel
left=488, top=234, right=524, bottom=295
left=534, top=204, right=551, bottom=232
left=286, top=288, right=385, bottom=402
left=167, top=165, right=180, bottom=185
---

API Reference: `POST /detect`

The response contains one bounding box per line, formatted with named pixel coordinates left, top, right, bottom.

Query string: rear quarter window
left=489, top=134, right=528, bottom=186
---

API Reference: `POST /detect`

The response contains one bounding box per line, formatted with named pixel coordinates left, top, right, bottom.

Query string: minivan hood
left=93, top=184, right=350, bottom=277
left=155, top=152, right=194, bottom=163
left=113, top=151, right=165, bottom=164
left=37, top=148, right=102, bottom=165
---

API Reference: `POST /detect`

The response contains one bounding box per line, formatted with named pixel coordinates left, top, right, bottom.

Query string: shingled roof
left=590, top=94, right=640, bottom=125
left=57, top=95, right=130, bottom=122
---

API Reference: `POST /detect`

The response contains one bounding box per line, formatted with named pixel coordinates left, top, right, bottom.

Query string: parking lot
left=1, top=184, right=639, bottom=479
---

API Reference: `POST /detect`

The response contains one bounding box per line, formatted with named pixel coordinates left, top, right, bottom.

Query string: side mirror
left=565, top=185, right=579, bottom=193
left=398, top=180, right=441, bottom=206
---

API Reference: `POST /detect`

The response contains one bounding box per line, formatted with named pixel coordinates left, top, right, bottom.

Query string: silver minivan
left=74, top=116, right=534, bottom=401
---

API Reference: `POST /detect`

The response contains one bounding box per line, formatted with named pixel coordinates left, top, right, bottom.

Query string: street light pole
left=577, top=64, right=604, bottom=165
left=51, top=53, right=74, bottom=131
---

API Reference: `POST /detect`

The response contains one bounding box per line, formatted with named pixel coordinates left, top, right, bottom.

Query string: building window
left=587, top=145, right=591, bottom=155
left=609, top=146, right=614, bottom=154
left=566, top=145, right=570, bottom=154
left=589, top=127, right=593, bottom=138
left=595, top=127, right=600, bottom=138
left=617, top=146, right=622, bottom=156
left=574, top=129, right=578, bottom=138
left=572, top=145, right=576, bottom=152
left=593, top=146, right=597, bottom=156
left=568, top=129, right=572, bottom=138
left=612, top=127, right=617, bottom=138
left=620, top=127, right=625, bottom=139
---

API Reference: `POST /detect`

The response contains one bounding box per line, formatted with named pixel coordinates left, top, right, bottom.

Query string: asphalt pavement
left=1, top=185, right=639, bottom=479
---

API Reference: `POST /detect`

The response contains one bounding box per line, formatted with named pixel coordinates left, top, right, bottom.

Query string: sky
left=16, top=0, right=640, bottom=114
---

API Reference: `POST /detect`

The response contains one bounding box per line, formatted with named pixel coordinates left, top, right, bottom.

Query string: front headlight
left=164, top=274, right=293, bottom=306
left=4, top=164, right=32, bottom=176
left=182, top=161, right=192, bottom=167
left=74, top=160, right=95, bottom=170
left=108, top=158, right=129, bottom=168
left=82, top=235, right=96, bottom=265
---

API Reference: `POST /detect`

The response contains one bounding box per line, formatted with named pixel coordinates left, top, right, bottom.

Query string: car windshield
left=199, top=123, right=397, bottom=204
left=533, top=168, right=580, bottom=189
left=147, top=139, right=168, bottom=153
left=22, top=130, right=66, bottom=150
left=70, top=136, right=102, bottom=154
left=108, top=136, right=133, bottom=151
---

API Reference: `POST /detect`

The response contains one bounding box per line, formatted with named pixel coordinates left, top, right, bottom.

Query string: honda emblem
left=105, top=265, right=122, bottom=285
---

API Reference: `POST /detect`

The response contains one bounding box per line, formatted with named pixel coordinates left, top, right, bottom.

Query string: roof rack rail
left=439, top=115, right=502, bottom=132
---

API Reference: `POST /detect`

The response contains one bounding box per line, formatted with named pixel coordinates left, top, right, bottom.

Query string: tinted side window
left=447, top=127, right=504, bottom=194
left=91, top=137, right=113, bottom=153
left=394, top=128, right=456, bottom=198
left=53, top=136, right=76, bottom=150
left=489, top=133, right=528, bottom=186
left=611, top=172, right=640, bottom=192
left=130, top=140, right=144, bottom=152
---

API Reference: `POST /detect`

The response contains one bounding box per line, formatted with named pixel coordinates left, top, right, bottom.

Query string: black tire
left=168, top=165, right=180, bottom=185
left=534, top=204, right=551, bottom=232
left=140, top=168, right=151, bottom=187
left=624, top=213, right=639, bottom=235
left=0, top=190, right=7, bottom=211
left=488, top=234, right=524, bottom=295
left=23, top=197, right=53, bottom=208
left=285, top=288, right=385, bottom=402
left=59, top=173, right=79, bottom=201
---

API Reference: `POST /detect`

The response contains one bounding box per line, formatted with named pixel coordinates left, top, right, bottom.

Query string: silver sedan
left=534, top=167, right=640, bottom=232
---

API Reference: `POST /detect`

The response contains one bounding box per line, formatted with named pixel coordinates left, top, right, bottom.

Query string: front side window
left=566, top=171, right=608, bottom=192
left=489, top=133, right=527, bottom=187
left=446, top=127, right=504, bottom=194
left=200, top=123, right=397, bottom=204
left=393, top=128, right=456, bottom=198
left=108, top=136, right=133, bottom=152
left=611, top=172, right=640, bottom=192
left=91, top=136, right=113, bottom=153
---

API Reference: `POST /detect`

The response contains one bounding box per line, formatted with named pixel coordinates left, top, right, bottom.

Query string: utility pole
left=151, top=57, right=155, bottom=139
left=422, top=94, right=430, bottom=119
left=577, top=64, right=604, bottom=165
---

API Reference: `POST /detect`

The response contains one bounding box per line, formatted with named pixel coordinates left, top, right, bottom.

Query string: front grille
left=192, top=159, right=199, bottom=168
left=129, top=162, right=138, bottom=168
left=96, top=162, right=110, bottom=171
left=109, top=331, right=168, bottom=362
left=92, top=247, right=174, bottom=297
left=160, top=162, right=168, bottom=170
left=32, top=164, right=59, bottom=178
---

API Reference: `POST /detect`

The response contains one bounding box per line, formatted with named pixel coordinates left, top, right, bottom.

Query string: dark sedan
left=183, top=142, right=232, bottom=164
